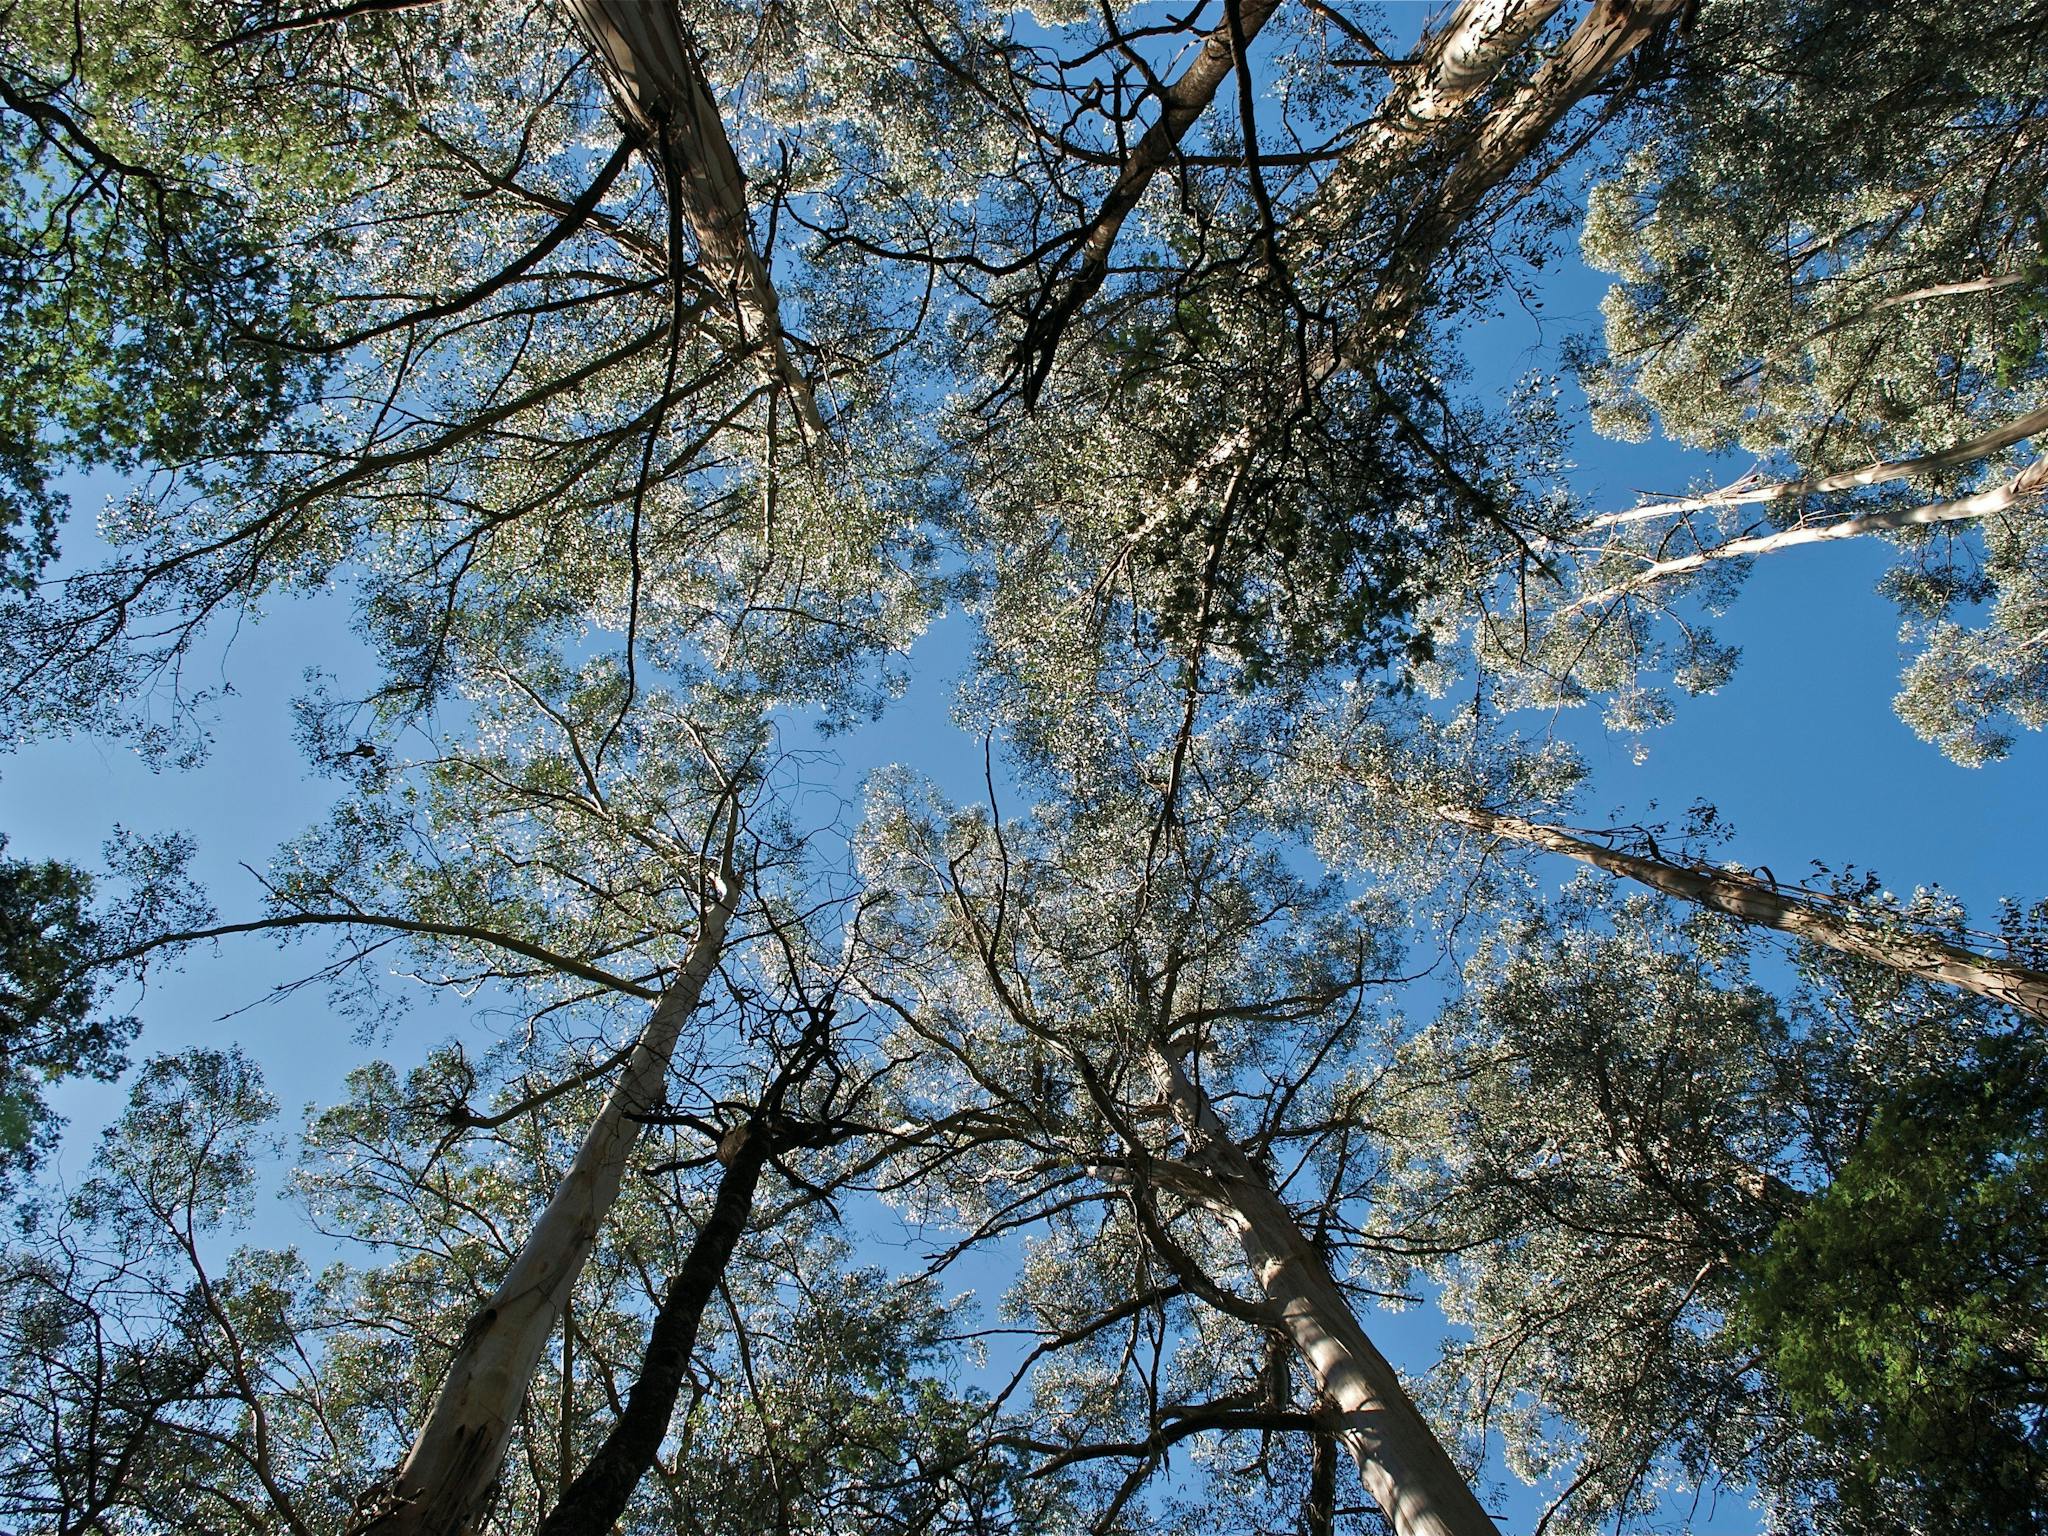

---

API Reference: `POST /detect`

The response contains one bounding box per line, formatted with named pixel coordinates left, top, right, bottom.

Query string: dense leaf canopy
left=1, top=1, right=2044, bottom=1534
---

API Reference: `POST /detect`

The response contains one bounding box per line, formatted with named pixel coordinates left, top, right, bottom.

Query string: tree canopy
left=2, top=1, right=2045, bottom=1534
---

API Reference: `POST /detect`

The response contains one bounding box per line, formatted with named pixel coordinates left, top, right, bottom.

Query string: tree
left=1733, top=1031, right=2048, bottom=1533
left=1504, top=0, right=2048, bottom=763
left=1356, top=880, right=2043, bottom=1533
left=3, top=0, right=2046, bottom=1532
left=0, top=842, right=138, bottom=1188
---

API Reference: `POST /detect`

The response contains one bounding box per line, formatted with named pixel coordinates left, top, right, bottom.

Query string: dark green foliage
left=0, top=839, right=134, bottom=1185
left=0, top=19, right=322, bottom=587
left=1733, top=1036, right=2048, bottom=1533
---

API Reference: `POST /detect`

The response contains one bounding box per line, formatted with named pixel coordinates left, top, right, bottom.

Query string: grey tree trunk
left=1147, top=1047, right=1502, bottom=1536
left=1440, top=803, right=2048, bottom=1023
left=353, top=868, right=741, bottom=1536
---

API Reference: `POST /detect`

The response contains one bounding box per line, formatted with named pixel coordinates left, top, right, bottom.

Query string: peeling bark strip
left=1148, top=1049, right=1501, bottom=1536
left=563, top=0, right=826, bottom=438
left=1566, top=456, right=2048, bottom=612
left=1440, top=803, right=2048, bottom=1023
left=355, top=869, right=741, bottom=1536
left=1589, top=402, right=2048, bottom=529
left=534, top=1124, right=771, bottom=1536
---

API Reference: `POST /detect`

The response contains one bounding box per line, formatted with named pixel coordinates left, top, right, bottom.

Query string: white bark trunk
left=563, top=0, right=825, bottom=440
left=354, top=869, right=740, bottom=1536
left=1300, top=0, right=1567, bottom=243
left=1565, top=455, right=2048, bottom=612
left=1338, top=0, right=1684, bottom=361
left=1439, top=803, right=2048, bottom=1023
left=1147, top=1049, right=1501, bottom=1536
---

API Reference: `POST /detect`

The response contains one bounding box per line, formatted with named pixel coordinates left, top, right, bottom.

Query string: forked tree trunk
left=355, top=870, right=741, bottom=1536
left=1101, top=0, right=1675, bottom=570
left=1147, top=1048, right=1501, bottom=1536
left=1440, top=803, right=2048, bottom=1023
left=1342, top=0, right=1685, bottom=360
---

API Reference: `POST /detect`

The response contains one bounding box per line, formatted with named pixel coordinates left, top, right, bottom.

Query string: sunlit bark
left=1440, top=803, right=2048, bottom=1023
left=1147, top=1047, right=1502, bottom=1536
left=1565, top=455, right=2048, bottom=612
left=563, top=0, right=825, bottom=438
left=354, top=859, right=741, bottom=1536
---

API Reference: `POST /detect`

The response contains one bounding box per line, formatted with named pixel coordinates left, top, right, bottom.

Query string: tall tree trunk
left=535, top=1121, right=771, bottom=1536
left=1147, top=1048, right=1501, bottom=1536
left=1104, top=0, right=1676, bottom=568
left=1564, top=455, right=2048, bottom=612
left=1588, top=401, right=2048, bottom=529
left=563, top=0, right=825, bottom=439
left=1340, top=0, right=1684, bottom=361
left=1299, top=0, right=1568, bottom=243
left=354, top=868, right=741, bottom=1536
left=1439, top=803, right=2048, bottom=1023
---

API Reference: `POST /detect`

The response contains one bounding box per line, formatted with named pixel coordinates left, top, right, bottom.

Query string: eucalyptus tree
left=0, top=0, right=331, bottom=588
left=2, top=655, right=1045, bottom=1535
left=6, top=0, right=2047, bottom=1532
left=1352, top=880, right=2045, bottom=1534
left=845, top=606, right=1523, bottom=1536
left=0, top=843, right=141, bottom=1188
left=1, top=0, right=948, bottom=756
left=1492, top=0, right=2048, bottom=764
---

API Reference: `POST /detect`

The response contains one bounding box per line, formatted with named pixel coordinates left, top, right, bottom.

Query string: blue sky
left=4, top=12, right=2044, bottom=1518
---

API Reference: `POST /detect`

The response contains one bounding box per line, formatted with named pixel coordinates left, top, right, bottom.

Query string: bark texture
left=1441, top=803, right=2048, bottom=1023
left=563, top=0, right=825, bottom=437
left=1340, top=0, right=1685, bottom=359
left=1299, top=0, right=1568, bottom=244
left=1148, top=1049, right=1501, bottom=1536
left=534, top=1122, right=771, bottom=1536
left=1590, top=402, right=2048, bottom=529
left=354, top=870, right=741, bottom=1536
left=1568, top=455, right=2048, bottom=610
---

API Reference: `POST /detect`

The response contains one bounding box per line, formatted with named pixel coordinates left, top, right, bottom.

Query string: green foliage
left=1732, top=1036, right=2048, bottom=1532
left=0, top=0, right=335, bottom=584
left=1564, top=0, right=2048, bottom=762
left=0, top=839, right=134, bottom=1187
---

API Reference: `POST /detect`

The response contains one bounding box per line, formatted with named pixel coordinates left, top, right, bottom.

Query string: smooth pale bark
left=1564, top=456, right=2048, bottom=611
left=1589, top=402, right=2048, bottom=530
left=1340, top=0, right=1684, bottom=361
left=562, top=0, right=825, bottom=439
left=1147, top=1048, right=1501, bottom=1536
left=1298, top=0, right=1567, bottom=246
left=1102, top=1, right=1673, bottom=574
left=1439, top=803, right=2048, bottom=1024
left=534, top=1122, right=770, bottom=1536
left=355, top=869, right=741, bottom=1536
